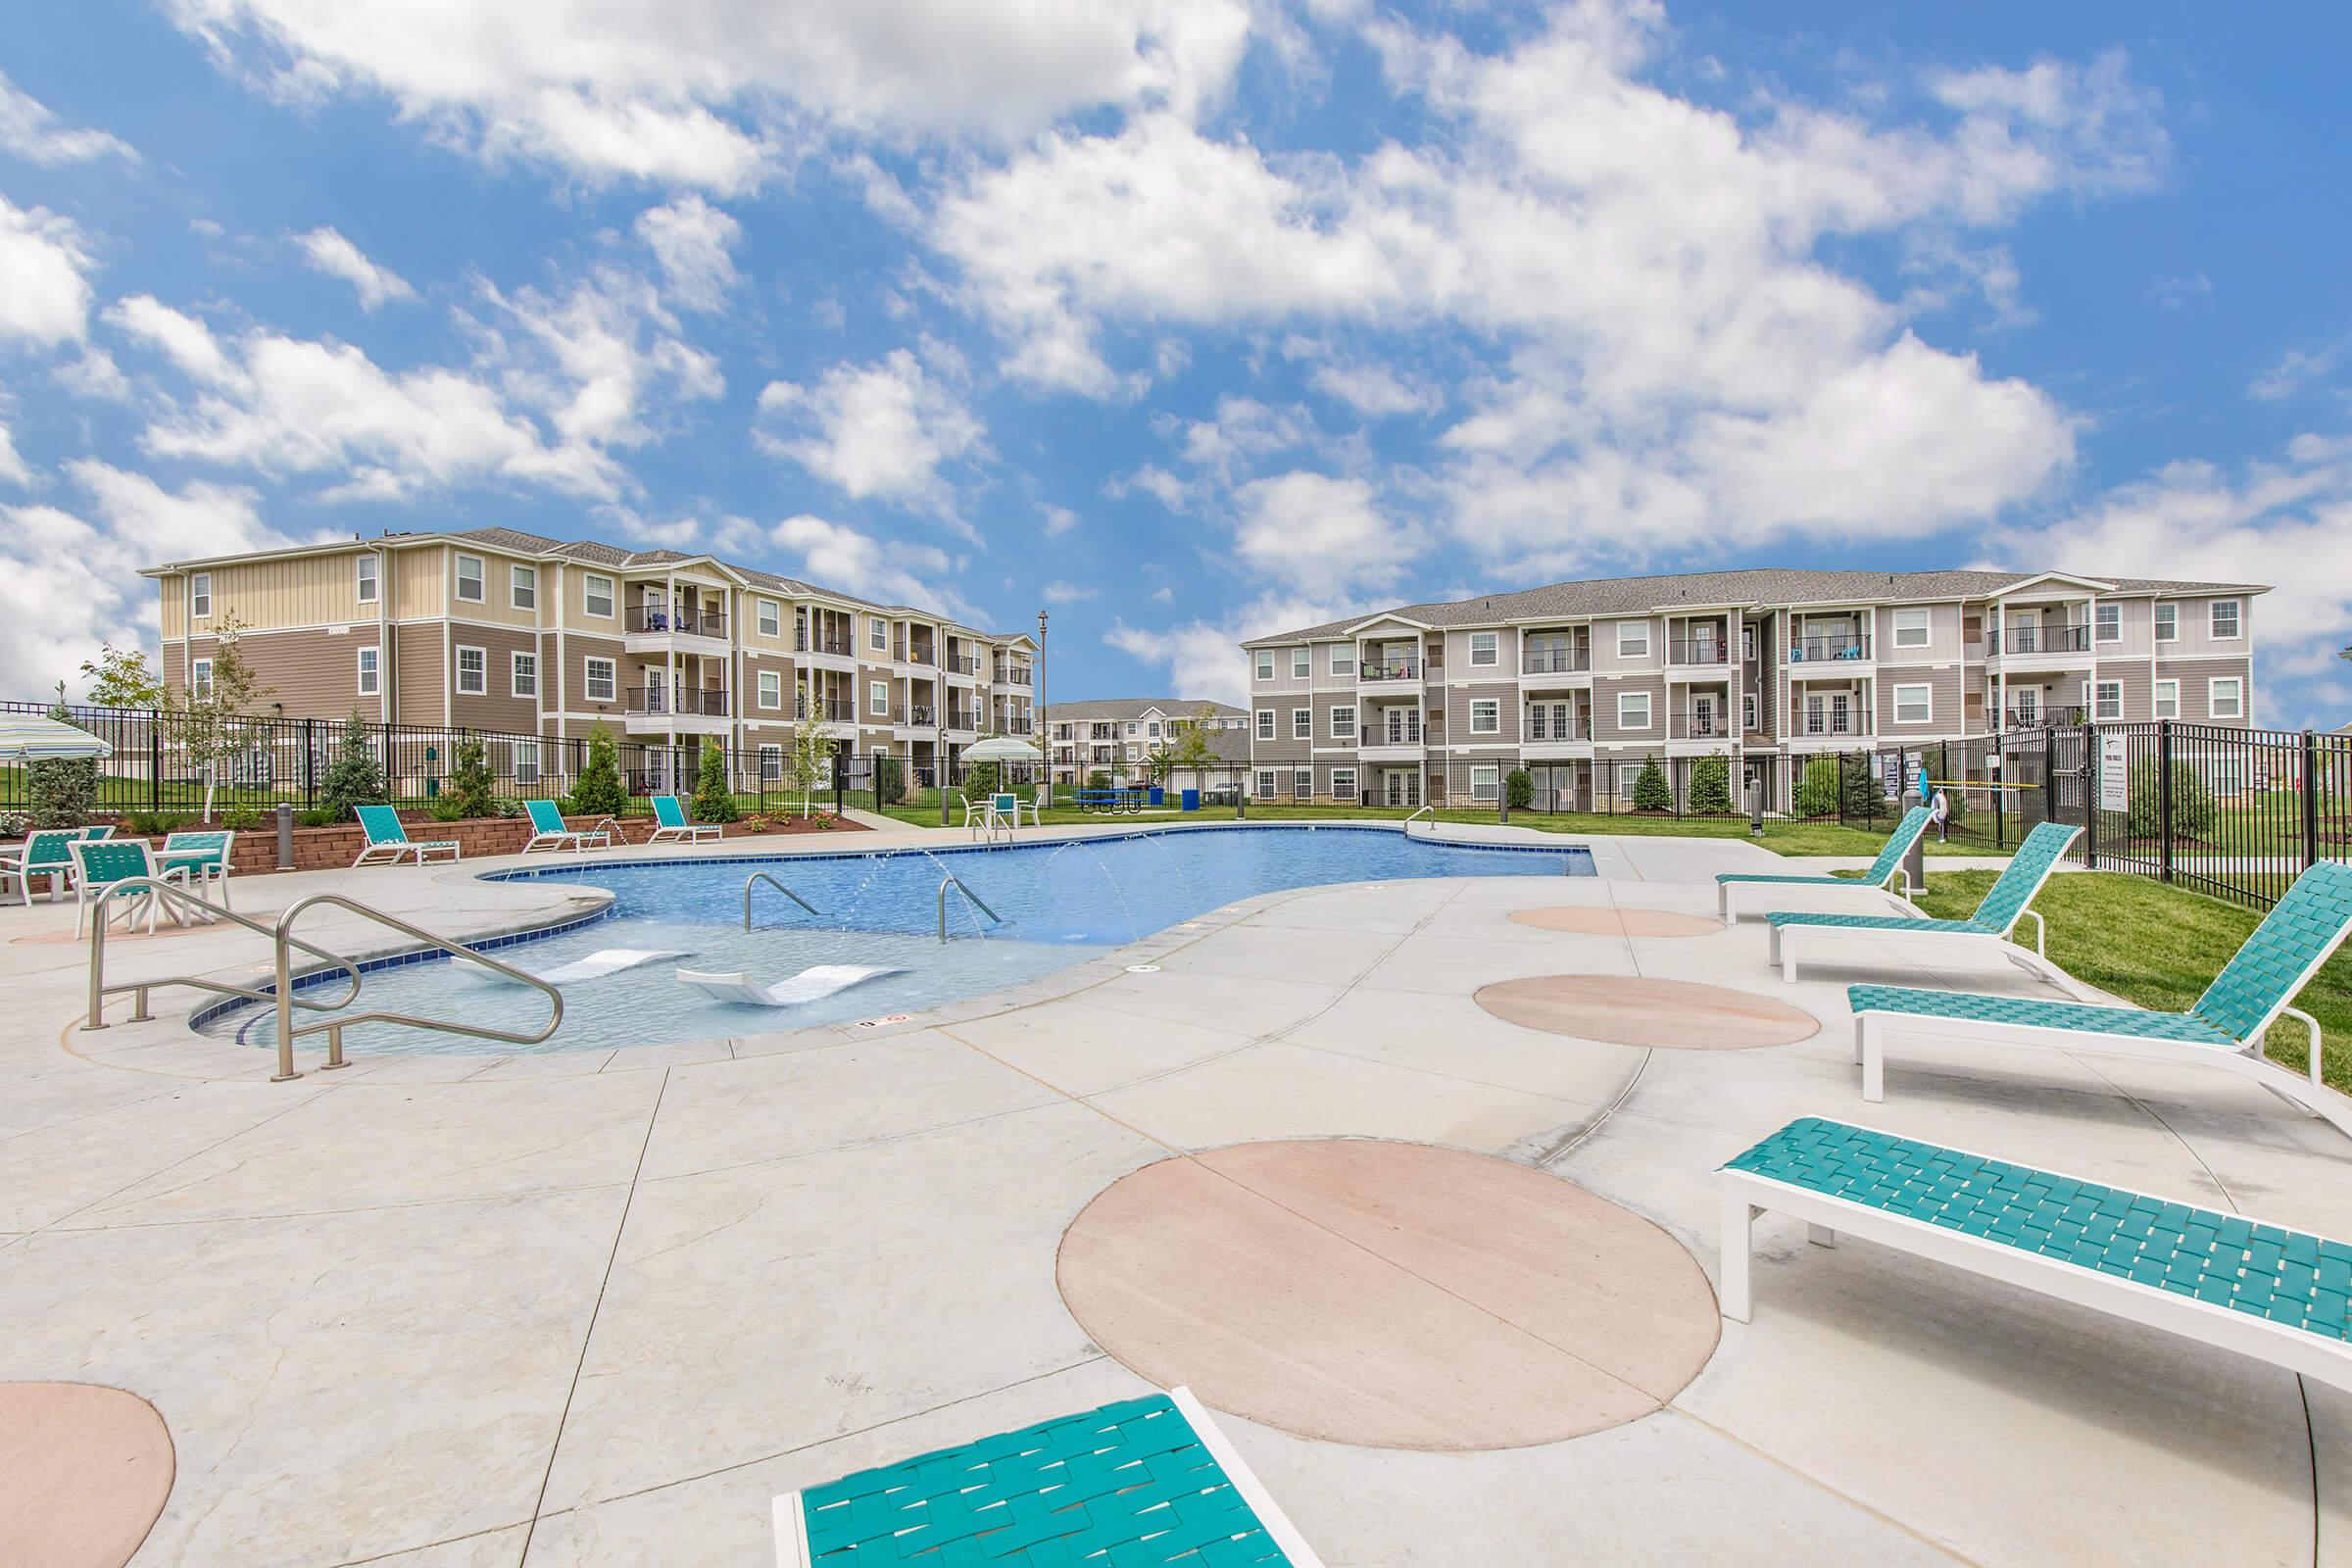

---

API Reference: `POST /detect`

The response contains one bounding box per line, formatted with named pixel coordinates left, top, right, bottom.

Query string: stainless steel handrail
left=938, top=874, right=1003, bottom=943
left=270, top=894, right=563, bottom=1083
left=744, top=871, right=820, bottom=930
left=1403, top=805, right=1435, bottom=834
left=84, top=875, right=361, bottom=1032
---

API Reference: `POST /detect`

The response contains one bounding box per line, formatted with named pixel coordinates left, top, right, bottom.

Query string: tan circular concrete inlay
left=1057, top=1139, right=1719, bottom=1450
left=1508, top=906, right=1723, bottom=938
left=1475, top=975, right=1821, bottom=1049
left=0, top=1383, right=173, bottom=1568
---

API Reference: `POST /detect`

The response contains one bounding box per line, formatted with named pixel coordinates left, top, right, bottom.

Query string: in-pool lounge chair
left=773, top=1388, right=1325, bottom=1567
left=1717, top=806, right=1930, bottom=920
left=1846, top=859, right=2352, bottom=1137
left=69, top=838, right=195, bottom=938
left=352, top=805, right=462, bottom=868
left=647, top=794, right=720, bottom=845
left=1766, top=820, right=2080, bottom=984
left=521, top=798, right=613, bottom=854
left=1, top=827, right=94, bottom=905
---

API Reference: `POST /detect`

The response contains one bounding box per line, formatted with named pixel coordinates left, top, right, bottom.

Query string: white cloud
left=1042, top=579, right=1096, bottom=604
left=1232, top=470, right=1419, bottom=599
left=56, top=346, right=132, bottom=403
left=0, top=195, right=95, bottom=345
left=1308, top=360, right=1436, bottom=417
left=757, top=349, right=984, bottom=520
left=1106, top=591, right=1364, bottom=709
left=0, top=405, right=28, bottom=486
left=481, top=266, right=725, bottom=451
left=1040, top=503, right=1079, bottom=536
left=0, top=70, right=137, bottom=165
left=105, top=295, right=240, bottom=384
left=635, top=195, right=742, bottom=313
left=771, top=514, right=972, bottom=619
left=2249, top=338, right=2347, bottom=404
left=294, top=226, right=416, bottom=310
left=1110, top=464, right=1188, bottom=512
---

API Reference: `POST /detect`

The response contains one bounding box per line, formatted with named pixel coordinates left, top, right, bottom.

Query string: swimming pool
left=203, top=825, right=1594, bottom=1055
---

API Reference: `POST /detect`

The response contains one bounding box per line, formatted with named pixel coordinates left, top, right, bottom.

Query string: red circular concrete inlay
left=1508, top=906, right=1723, bottom=938
left=1475, top=975, right=1821, bottom=1049
left=1057, top=1140, right=1719, bottom=1451
left=0, top=1383, right=172, bottom=1568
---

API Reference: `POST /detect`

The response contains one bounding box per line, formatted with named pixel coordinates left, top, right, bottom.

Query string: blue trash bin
left=1148, top=786, right=1165, bottom=807
left=1180, top=788, right=1200, bottom=812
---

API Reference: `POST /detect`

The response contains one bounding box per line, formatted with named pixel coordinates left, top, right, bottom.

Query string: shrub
left=492, top=797, right=524, bottom=818
left=1687, top=753, right=1733, bottom=814
left=1504, top=768, right=1534, bottom=810
left=570, top=723, right=629, bottom=817
left=222, top=806, right=268, bottom=831
left=2127, top=759, right=2217, bottom=842
left=125, top=811, right=188, bottom=836
left=426, top=794, right=469, bottom=822
left=1631, top=756, right=1673, bottom=812
left=965, top=758, right=1002, bottom=799
left=874, top=755, right=906, bottom=806
left=691, top=737, right=740, bottom=823
left=445, top=733, right=497, bottom=819
left=743, top=813, right=772, bottom=834
left=319, top=709, right=388, bottom=822
left=26, top=706, right=99, bottom=827
left=0, top=809, right=30, bottom=838
left=297, top=807, right=341, bottom=828
left=1791, top=757, right=1841, bottom=817
left=1087, top=769, right=1110, bottom=792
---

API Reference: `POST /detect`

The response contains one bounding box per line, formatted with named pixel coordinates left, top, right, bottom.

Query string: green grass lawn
left=1904, top=868, right=2350, bottom=1094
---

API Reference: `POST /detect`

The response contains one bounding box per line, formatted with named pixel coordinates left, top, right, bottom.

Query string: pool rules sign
left=2099, top=732, right=2129, bottom=812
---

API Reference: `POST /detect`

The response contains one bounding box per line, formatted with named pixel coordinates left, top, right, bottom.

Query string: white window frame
left=1291, top=708, right=1311, bottom=740
left=512, top=738, right=540, bottom=786
left=455, top=644, right=487, bottom=696
left=1891, top=683, right=1932, bottom=724
left=1331, top=646, right=1354, bottom=676
left=1291, top=648, right=1309, bottom=677
left=2209, top=676, right=2243, bottom=719
left=1256, top=709, right=1275, bottom=740
left=759, top=669, right=782, bottom=710
left=871, top=617, right=889, bottom=651
left=2093, top=603, right=2120, bottom=644
left=355, top=646, right=379, bottom=696
left=1469, top=763, right=1501, bottom=802
left=584, top=657, right=616, bottom=703
left=1617, top=690, right=1652, bottom=730
left=2154, top=602, right=2178, bottom=643
left=1254, top=769, right=1276, bottom=798
left=1293, top=767, right=1312, bottom=798
left=1255, top=650, right=1275, bottom=681
left=870, top=680, right=889, bottom=715
left=189, top=572, right=212, bottom=620
left=2092, top=681, right=2123, bottom=720
left=583, top=574, right=615, bottom=619
left=456, top=554, right=485, bottom=604
left=2155, top=679, right=2180, bottom=720
left=1469, top=632, right=1498, bottom=667
left=1616, top=620, right=1649, bottom=659
left=1469, top=698, right=1500, bottom=734
left=1331, top=767, right=1356, bottom=799
left=759, top=745, right=783, bottom=782
left=512, top=564, right=537, bottom=612
left=355, top=555, right=378, bottom=605
left=1331, top=705, right=1356, bottom=740
left=1742, top=692, right=1758, bottom=732
left=2210, top=600, right=2241, bottom=640
left=1891, top=607, right=1931, bottom=650
left=511, top=650, right=537, bottom=698
left=757, top=598, right=780, bottom=639
left=1617, top=762, right=1643, bottom=796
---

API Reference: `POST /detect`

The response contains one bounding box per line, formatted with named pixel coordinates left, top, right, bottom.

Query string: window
left=512, top=564, right=537, bottom=611
left=1742, top=624, right=1755, bottom=661
left=356, top=556, right=378, bottom=604
left=1617, top=690, right=1652, bottom=729
left=585, top=658, right=616, bottom=702
left=1892, top=683, right=1931, bottom=724
left=513, top=739, right=540, bottom=786
left=356, top=647, right=379, bottom=696
left=1471, top=764, right=1500, bottom=801
left=2092, top=603, right=2120, bottom=644
left=1616, top=620, right=1649, bottom=659
left=1292, top=648, right=1309, bottom=677
left=759, top=745, right=783, bottom=782
left=456, top=554, right=484, bottom=603
left=1331, top=646, right=1354, bottom=675
left=2154, top=602, right=2178, bottom=643
left=1147, top=721, right=1161, bottom=739
left=1255, top=770, right=1275, bottom=798
left=512, top=651, right=537, bottom=698
left=1892, top=608, right=1930, bottom=649
left=871, top=617, right=889, bottom=650
left=1469, top=632, right=1498, bottom=667
left=1294, top=768, right=1312, bottom=798
left=1126, top=721, right=1140, bottom=737
left=1331, top=705, right=1356, bottom=740
left=583, top=574, right=614, bottom=618
left=1256, top=709, right=1275, bottom=740
left=2093, top=681, right=2123, bottom=720
left=759, top=669, right=782, bottom=710
left=189, top=572, right=212, bottom=620
left=2155, top=679, right=2179, bottom=720
left=758, top=599, right=780, bottom=638
left=1617, top=762, right=1643, bottom=796
left=1292, top=708, right=1311, bottom=739
left=455, top=645, right=486, bottom=695
left=1255, top=650, right=1274, bottom=680
left=870, top=680, right=888, bottom=715
left=1743, top=693, right=1757, bottom=731
left=1331, top=767, right=1356, bottom=800
left=1469, top=698, right=1500, bottom=733
left=2209, top=676, right=2244, bottom=719
left=2210, top=599, right=2241, bottom=639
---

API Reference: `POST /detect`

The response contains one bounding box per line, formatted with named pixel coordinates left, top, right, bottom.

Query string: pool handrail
left=938, top=873, right=1003, bottom=943
left=84, top=875, right=363, bottom=1033
left=744, top=871, right=821, bottom=930
left=1404, top=805, right=1435, bottom=833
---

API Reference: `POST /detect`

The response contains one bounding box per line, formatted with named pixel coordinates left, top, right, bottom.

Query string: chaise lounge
left=352, top=805, right=462, bottom=868
left=1717, top=806, right=1930, bottom=920
left=647, top=794, right=721, bottom=845
left=521, top=798, right=614, bottom=854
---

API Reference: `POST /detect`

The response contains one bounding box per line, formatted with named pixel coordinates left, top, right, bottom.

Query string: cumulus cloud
left=771, top=514, right=972, bottom=619
left=756, top=349, right=984, bottom=521
left=1232, top=470, right=1419, bottom=599
left=0, top=70, right=137, bottom=165
left=0, top=195, right=96, bottom=345
left=295, top=226, right=416, bottom=310
left=0, top=405, right=28, bottom=486
left=1042, top=579, right=1096, bottom=604
left=1106, top=591, right=1366, bottom=709
left=635, top=195, right=743, bottom=313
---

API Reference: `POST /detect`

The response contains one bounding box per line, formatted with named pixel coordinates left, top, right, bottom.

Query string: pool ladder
left=82, top=876, right=564, bottom=1082
left=744, top=871, right=821, bottom=930
left=1404, top=805, right=1435, bottom=834
left=938, top=874, right=1003, bottom=943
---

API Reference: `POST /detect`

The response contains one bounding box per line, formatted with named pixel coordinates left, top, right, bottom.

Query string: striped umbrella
left=0, top=714, right=114, bottom=762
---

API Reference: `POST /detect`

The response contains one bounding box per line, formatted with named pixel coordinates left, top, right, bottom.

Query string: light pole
left=1036, top=609, right=1049, bottom=801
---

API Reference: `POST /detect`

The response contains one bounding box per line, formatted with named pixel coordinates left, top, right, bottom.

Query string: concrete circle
left=1474, top=975, right=1821, bottom=1049
left=1056, top=1139, right=1720, bottom=1451
left=0, top=1383, right=173, bottom=1568
left=1508, top=906, right=1724, bottom=938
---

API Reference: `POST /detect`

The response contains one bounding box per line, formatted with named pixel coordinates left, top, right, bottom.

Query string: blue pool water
left=206, top=825, right=1592, bottom=1054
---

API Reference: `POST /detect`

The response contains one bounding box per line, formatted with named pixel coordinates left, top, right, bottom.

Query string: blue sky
left=2, top=2, right=2348, bottom=720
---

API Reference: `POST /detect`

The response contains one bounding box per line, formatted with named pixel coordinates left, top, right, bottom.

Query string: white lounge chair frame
left=647, top=795, right=721, bottom=845
left=352, top=806, right=462, bottom=868
left=522, top=801, right=615, bottom=854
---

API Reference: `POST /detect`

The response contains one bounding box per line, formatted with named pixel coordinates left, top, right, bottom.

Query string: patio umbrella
left=0, top=714, right=112, bottom=762
left=960, top=736, right=1043, bottom=763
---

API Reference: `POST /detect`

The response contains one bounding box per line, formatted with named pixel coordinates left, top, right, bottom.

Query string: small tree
left=318, top=708, right=388, bottom=821
left=1632, top=756, right=1673, bottom=811
left=1169, top=706, right=1219, bottom=785
left=570, top=722, right=629, bottom=816
left=2127, top=758, right=2217, bottom=842
left=1792, top=757, right=1841, bottom=817
left=26, top=704, right=100, bottom=827
left=783, top=712, right=837, bottom=819
left=1504, top=767, right=1534, bottom=810
left=874, top=754, right=906, bottom=806
left=1687, top=753, right=1733, bottom=814
left=79, top=644, right=163, bottom=710
left=170, top=612, right=272, bottom=822
left=446, top=732, right=497, bottom=819
left=692, top=736, right=741, bottom=823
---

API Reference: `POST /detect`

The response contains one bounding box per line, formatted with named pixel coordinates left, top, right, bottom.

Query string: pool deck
left=0, top=819, right=2344, bottom=1566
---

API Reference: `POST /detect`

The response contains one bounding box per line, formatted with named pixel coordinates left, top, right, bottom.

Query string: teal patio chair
left=1, top=827, right=93, bottom=905
left=69, top=837, right=194, bottom=938
left=1847, top=860, right=2352, bottom=1137
left=1765, top=820, right=2081, bottom=984
left=1717, top=806, right=1931, bottom=919
left=352, top=804, right=461, bottom=868
left=159, top=829, right=235, bottom=908
left=521, top=798, right=612, bottom=854
left=647, top=794, right=720, bottom=845
left=773, top=1387, right=1325, bottom=1567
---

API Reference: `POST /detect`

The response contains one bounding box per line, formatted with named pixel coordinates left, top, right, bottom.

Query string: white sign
left=1881, top=754, right=1903, bottom=802
left=1904, top=752, right=1924, bottom=797
left=2099, top=733, right=2129, bottom=812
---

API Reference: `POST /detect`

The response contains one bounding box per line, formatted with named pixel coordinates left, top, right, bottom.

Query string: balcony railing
left=1666, top=638, right=1729, bottom=666
left=796, top=696, right=855, bottom=722
left=995, top=663, right=1032, bottom=685
left=624, top=686, right=729, bottom=716
left=943, top=655, right=979, bottom=675
left=627, top=606, right=724, bottom=637
left=796, top=630, right=854, bottom=657
left=1673, top=710, right=1735, bottom=740
left=2004, top=705, right=2086, bottom=729
left=892, top=703, right=936, bottom=726
left=1798, top=710, right=1871, bottom=738
left=1359, top=659, right=1420, bottom=682
left=1524, top=712, right=1592, bottom=742
left=1989, top=624, right=2091, bottom=657
left=1002, top=716, right=1035, bottom=735
left=1364, top=718, right=1422, bottom=746
left=1523, top=649, right=1590, bottom=674
left=947, top=709, right=981, bottom=731
left=1787, top=635, right=1872, bottom=663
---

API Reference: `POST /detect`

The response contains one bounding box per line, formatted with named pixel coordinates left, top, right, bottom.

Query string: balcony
left=1670, top=709, right=1737, bottom=742
left=2004, top=705, right=2086, bottom=730
left=1358, top=658, right=1421, bottom=683
left=626, top=606, right=724, bottom=638
left=1358, top=716, right=1424, bottom=762
left=1986, top=624, right=2091, bottom=660
left=995, top=663, right=1032, bottom=686
left=1522, top=649, right=1590, bottom=675
left=1524, top=712, right=1592, bottom=742
left=1002, top=716, right=1035, bottom=735
left=1794, top=710, right=1873, bottom=742
left=622, top=685, right=730, bottom=735
left=947, top=708, right=981, bottom=732
left=796, top=630, right=855, bottom=659
left=1665, top=638, right=1730, bottom=668
left=796, top=696, right=856, bottom=723
left=943, top=654, right=980, bottom=677
left=1786, top=635, right=1872, bottom=665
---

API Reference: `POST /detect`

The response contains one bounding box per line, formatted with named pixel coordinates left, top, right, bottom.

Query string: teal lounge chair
left=1766, top=820, right=2080, bottom=984
left=1, top=827, right=93, bottom=905
left=1847, top=860, right=2352, bottom=1137
left=69, top=838, right=195, bottom=938
left=352, top=804, right=461, bottom=868
left=159, top=829, right=235, bottom=908
left=1717, top=806, right=1931, bottom=919
left=773, top=1388, right=1324, bottom=1567
left=647, top=794, right=719, bottom=845
left=521, top=798, right=612, bottom=854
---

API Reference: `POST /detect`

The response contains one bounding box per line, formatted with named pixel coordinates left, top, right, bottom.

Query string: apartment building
left=1044, top=700, right=1250, bottom=789
left=1241, top=567, right=2263, bottom=809
left=142, top=526, right=1037, bottom=792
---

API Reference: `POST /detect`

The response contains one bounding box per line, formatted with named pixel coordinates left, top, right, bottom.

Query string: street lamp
left=1037, top=609, right=1049, bottom=800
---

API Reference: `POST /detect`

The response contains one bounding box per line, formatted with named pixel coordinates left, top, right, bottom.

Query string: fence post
left=2157, top=720, right=2174, bottom=883
left=302, top=717, right=318, bottom=810
left=149, top=717, right=163, bottom=813
left=2042, top=725, right=2058, bottom=827
left=2303, top=728, right=2321, bottom=876
left=2080, top=721, right=2098, bottom=870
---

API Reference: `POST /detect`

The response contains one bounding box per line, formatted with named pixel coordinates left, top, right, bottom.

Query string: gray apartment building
left=1241, top=567, right=2264, bottom=810
left=1045, top=699, right=1250, bottom=790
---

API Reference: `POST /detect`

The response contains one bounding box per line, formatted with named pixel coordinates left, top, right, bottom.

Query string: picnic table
left=1072, top=787, right=1150, bottom=814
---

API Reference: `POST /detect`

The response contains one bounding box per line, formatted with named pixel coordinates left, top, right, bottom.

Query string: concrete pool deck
left=0, top=819, right=2344, bottom=1565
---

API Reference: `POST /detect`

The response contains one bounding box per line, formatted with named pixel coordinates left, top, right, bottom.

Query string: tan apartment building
left=142, top=526, right=1036, bottom=793
left=1240, top=567, right=2265, bottom=809
left=1044, top=700, right=1250, bottom=790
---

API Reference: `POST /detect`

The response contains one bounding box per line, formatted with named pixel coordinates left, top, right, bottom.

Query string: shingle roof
left=1045, top=698, right=1248, bottom=721
left=1243, top=565, right=2272, bottom=646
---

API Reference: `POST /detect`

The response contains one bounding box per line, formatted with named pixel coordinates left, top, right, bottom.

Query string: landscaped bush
left=1632, top=757, right=1673, bottom=811
left=874, top=755, right=906, bottom=806
left=319, top=709, right=388, bottom=822
left=0, top=809, right=30, bottom=838
left=297, top=807, right=341, bottom=828
left=445, top=733, right=498, bottom=819
left=26, top=707, right=98, bottom=827
left=570, top=723, right=629, bottom=817
left=124, top=811, right=188, bottom=836
left=222, top=806, right=268, bottom=831
left=1687, top=753, right=1733, bottom=814
left=691, top=737, right=741, bottom=823
left=2127, top=759, right=2217, bottom=841
left=1504, top=768, right=1534, bottom=810
left=425, top=794, right=469, bottom=822
left=1791, top=757, right=1841, bottom=817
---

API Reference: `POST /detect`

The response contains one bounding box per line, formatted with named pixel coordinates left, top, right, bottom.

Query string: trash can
left=1180, top=788, right=1199, bottom=812
left=1148, top=786, right=1165, bottom=807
